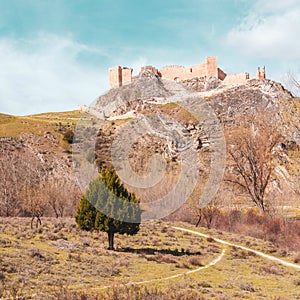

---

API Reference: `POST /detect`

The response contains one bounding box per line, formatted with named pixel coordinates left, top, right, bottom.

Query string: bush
left=188, top=256, right=203, bottom=266
left=63, top=130, right=74, bottom=144
left=245, top=208, right=264, bottom=225
left=294, top=253, right=300, bottom=264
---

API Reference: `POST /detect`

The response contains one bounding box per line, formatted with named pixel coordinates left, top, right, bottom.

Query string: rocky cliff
left=92, top=71, right=299, bottom=211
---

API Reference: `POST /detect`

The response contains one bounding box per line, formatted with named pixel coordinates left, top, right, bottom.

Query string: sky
left=0, top=0, right=300, bottom=115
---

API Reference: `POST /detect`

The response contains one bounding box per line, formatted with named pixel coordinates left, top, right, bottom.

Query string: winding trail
left=123, top=248, right=226, bottom=287
left=97, top=248, right=226, bottom=290
left=94, top=225, right=300, bottom=292
left=173, top=226, right=300, bottom=270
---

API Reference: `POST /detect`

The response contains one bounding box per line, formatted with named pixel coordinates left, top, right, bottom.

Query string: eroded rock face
left=95, top=70, right=172, bottom=117
left=91, top=71, right=299, bottom=208
left=205, top=77, right=222, bottom=91
left=181, top=77, right=207, bottom=92
left=95, top=70, right=294, bottom=132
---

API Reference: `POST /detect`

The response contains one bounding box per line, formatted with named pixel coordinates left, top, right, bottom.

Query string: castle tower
left=205, top=56, right=218, bottom=78
left=256, top=66, right=266, bottom=80
left=256, top=67, right=261, bottom=79
left=261, top=66, right=266, bottom=79
left=109, top=66, right=122, bottom=89
left=109, top=66, right=133, bottom=89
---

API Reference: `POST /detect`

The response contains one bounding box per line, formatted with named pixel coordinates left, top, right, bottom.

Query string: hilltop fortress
left=109, top=56, right=266, bottom=89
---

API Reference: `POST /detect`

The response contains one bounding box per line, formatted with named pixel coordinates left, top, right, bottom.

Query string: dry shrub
left=245, top=208, right=264, bottom=225
left=188, top=256, right=203, bottom=266
left=294, top=279, right=300, bottom=286
left=206, top=237, right=215, bottom=243
left=118, top=258, right=130, bottom=267
left=230, top=247, right=248, bottom=259
left=259, top=265, right=287, bottom=276
left=197, top=281, right=212, bottom=288
left=145, top=253, right=178, bottom=264
left=176, top=261, right=191, bottom=269
left=294, top=253, right=300, bottom=264
left=103, top=264, right=120, bottom=276
left=263, top=218, right=283, bottom=235
left=239, top=283, right=256, bottom=292
left=192, top=208, right=300, bottom=252
left=53, top=283, right=206, bottom=300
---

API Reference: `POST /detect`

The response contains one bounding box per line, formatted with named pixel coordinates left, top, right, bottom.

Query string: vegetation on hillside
left=0, top=218, right=299, bottom=299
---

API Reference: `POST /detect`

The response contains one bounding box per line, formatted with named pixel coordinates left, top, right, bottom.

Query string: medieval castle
left=109, top=56, right=266, bottom=89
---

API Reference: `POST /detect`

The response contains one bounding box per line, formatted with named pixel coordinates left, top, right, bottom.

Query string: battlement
left=108, top=56, right=266, bottom=89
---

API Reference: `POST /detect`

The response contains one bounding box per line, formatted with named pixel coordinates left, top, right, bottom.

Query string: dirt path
left=173, top=226, right=300, bottom=270
left=97, top=240, right=226, bottom=291
left=95, top=225, right=299, bottom=292
left=123, top=248, right=226, bottom=287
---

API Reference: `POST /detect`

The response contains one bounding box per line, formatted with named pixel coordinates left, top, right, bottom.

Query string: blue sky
left=1, top=0, right=300, bottom=115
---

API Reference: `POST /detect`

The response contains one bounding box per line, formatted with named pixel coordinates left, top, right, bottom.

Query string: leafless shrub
left=197, top=281, right=212, bottom=288
left=145, top=253, right=178, bottom=264
left=239, top=283, right=256, bottom=292
left=293, top=253, right=300, bottom=263
left=188, top=256, right=203, bottom=266
left=259, top=265, right=287, bottom=276
left=294, top=279, right=300, bottom=286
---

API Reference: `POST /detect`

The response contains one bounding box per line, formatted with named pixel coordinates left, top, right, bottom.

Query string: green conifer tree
left=76, top=168, right=141, bottom=250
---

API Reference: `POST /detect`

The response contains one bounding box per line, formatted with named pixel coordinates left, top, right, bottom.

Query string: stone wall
left=160, top=65, right=188, bottom=81
left=223, top=73, right=250, bottom=86
left=108, top=56, right=267, bottom=89
left=159, top=57, right=220, bottom=81
left=122, top=68, right=133, bottom=86
left=190, top=62, right=206, bottom=78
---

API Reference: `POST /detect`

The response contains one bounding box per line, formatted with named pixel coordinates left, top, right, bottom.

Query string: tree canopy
left=76, top=168, right=141, bottom=250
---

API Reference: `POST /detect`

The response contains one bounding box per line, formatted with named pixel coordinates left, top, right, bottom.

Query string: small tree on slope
left=75, top=168, right=141, bottom=250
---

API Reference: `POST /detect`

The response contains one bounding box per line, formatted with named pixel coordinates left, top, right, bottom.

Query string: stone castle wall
left=223, top=73, right=250, bottom=86
left=108, top=56, right=266, bottom=89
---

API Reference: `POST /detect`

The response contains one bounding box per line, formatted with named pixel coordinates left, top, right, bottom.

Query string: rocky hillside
left=1, top=72, right=299, bottom=216
left=0, top=111, right=83, bottom=216
left=92, top=71, right=299, bottom=211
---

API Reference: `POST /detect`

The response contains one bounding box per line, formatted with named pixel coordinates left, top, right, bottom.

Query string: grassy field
left=0, top=110, right=81, bottom=138
left=0, top=218, right=299, bottom=299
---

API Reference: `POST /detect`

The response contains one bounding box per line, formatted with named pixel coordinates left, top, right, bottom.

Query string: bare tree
left=23, top=182, right=48, bottom=228
left=189, top=190, right=221, bottom=229
left=0, top=152, right=21, bottom=216
left=44, top=177, right=81, bottom=218
left=21, top=153, right=48, bottom=227
left=286, top=71, right=300, bottom=96
left=226, top=112, right=281, bottom=213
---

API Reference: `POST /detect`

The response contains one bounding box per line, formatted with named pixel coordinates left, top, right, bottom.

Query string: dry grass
left=0, top=218, right=299, bottom=299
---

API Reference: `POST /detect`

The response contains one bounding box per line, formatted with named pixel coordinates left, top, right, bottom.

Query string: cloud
left=0, top=33, right=108, bottom=115
left=252, top=0, right=300, bottom=13
left=225, top=1, right=300, bottom=60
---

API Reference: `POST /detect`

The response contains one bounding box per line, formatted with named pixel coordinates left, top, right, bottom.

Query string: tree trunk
left=108, top=231, right=114, bottom=250
left=195, top=214, right=201, bottom=227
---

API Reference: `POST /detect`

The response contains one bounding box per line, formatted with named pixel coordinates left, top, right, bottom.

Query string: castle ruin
left=109, top=56, right=265, bottom=89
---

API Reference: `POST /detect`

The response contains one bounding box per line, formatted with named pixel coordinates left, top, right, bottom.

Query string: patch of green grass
left=0, top=110, right=80, bottom=138
left=159, top=102, right=198, bottom=123
left=161, top=102, right=179, bottom=109
left=28, top=110, right=82, bottom=120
